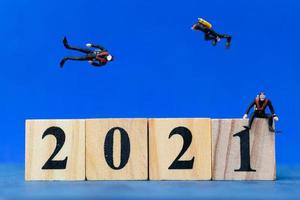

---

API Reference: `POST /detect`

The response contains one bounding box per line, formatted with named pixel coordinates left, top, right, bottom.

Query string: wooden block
left=86, top=118, right=148, bottom=180
left=212, top=119, right=276, bottom=180
left=149, top=118, right=211, bottom=180
left=25, top=120, right=85, bottom=181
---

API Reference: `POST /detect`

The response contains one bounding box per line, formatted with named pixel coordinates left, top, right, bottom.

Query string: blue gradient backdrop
left=0, top=0, right=299, bottom=164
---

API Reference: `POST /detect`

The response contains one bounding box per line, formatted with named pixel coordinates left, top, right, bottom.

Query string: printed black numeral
left=41, top=127, right=68, bottom=170
left=233, top=128, right=256, bottom=172
left=168, top=126, right=195, bottom=169
left=104, top=127, right=130, bottom=170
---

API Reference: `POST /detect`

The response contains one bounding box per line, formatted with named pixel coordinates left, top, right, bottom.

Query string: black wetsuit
left=245, top=98, right=276, bottom=130
left=193, top=23, right=232, bottom=46
left=60, top=38, right=110, bottom=67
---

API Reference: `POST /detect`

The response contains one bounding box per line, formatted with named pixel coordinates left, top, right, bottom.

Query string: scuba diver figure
left=191, top=18, right=232, bottom=48
left=243, top=92, right=279, bottom=132
left=60, top=37, right=113, bottom=68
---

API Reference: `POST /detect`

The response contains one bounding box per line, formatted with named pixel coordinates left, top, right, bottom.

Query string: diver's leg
left=215, top=33, right=232, bottom=48
left=60, top=55, right=90, bottom=68
left=63, top=37, right=92, bottom=54
left=267, top=115, right=275, bottom=132
left=248, top=113, right=256, bottom=129
left=226, top=35, right=232, bottom=48
left=204, top=33, right=218, bottom=46
left=219, top=34, right=232, bottom=48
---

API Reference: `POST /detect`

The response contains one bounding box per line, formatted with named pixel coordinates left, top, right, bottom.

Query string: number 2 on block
left=168, top=127, right=195, bottom=170
left=41, top=127, right=68, bottom=170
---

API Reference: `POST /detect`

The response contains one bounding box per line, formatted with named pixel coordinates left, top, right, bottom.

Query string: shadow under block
left=25, top=120, right=85, bottom=181
left=86, top=119, right=148, bottom=180
left=212, top=119, right=276, bottom=180
left=149, top=118, right=212, bottom=180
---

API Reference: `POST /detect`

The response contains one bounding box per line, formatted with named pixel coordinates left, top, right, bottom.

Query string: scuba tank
left=198, top=18, right=212, bottom=29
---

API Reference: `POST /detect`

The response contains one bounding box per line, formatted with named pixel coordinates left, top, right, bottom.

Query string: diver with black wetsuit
left=243, top=92, right=279, bottom=132
left=60, top=37, right=113, bottom=68
left=192, top=18, right=232, bottom=48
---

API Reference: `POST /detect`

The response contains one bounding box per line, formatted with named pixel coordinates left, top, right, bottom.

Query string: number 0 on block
left=85, top=119, right=148, bottom=180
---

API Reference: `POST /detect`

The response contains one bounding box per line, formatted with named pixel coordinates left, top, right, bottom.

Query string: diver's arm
left=245, top=100, right=255, bottom=115
left=91, top=44, right=106, bottom=51
left=192, top=23, right=210, bottom=32
left=86, top=43, right=107, bottom=51
left=243, top=100, right=255, bottom=119
left=191, top=24, right=198, bottom=30
left=192, top=23, right=203, bottom=31
left=267, top=100, right=275, bottom=115
left=89, top=60, right=105, bottom=67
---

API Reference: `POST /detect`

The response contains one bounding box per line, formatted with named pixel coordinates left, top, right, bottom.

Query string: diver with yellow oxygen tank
left=192, top=18, right=232, bottom=48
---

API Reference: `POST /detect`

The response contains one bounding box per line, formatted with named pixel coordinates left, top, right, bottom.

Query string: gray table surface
left=0, top=164, right=299, bottom=200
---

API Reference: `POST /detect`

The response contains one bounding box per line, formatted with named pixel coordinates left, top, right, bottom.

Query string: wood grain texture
left=149, top=118, right=211, bottom=180
left=86, top=119, right=148, bottom=180
left=25, top=120, right=85, bottom=181
left=212, top=119, right=276, bottom=180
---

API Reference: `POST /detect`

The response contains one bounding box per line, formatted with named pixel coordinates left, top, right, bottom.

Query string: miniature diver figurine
left=60, top=37, right=113, bottom=68
left=243, top=92, right=279, bottom=132
left=191, top=18, right=232, bottom=48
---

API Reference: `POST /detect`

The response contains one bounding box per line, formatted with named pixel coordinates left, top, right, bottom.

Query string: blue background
left=0, top=0, right=299, bottom=164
